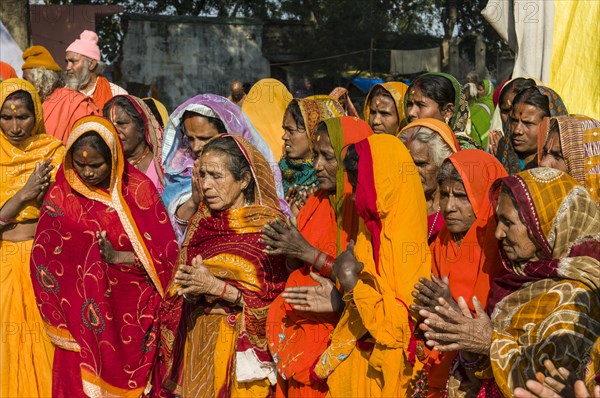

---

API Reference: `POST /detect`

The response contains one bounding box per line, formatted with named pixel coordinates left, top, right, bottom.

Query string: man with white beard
left=65, top=30, right=127, bottom=110
left=22, top=45, right=99, bottom=144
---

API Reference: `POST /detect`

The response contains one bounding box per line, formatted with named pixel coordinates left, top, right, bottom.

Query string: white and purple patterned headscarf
left=161, top=94, right=290, bottom=239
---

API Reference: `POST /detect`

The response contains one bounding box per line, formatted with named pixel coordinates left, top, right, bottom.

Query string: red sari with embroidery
left=167, top=135, right=288, bottom=397
left=30, top=116, right=180, bottom=397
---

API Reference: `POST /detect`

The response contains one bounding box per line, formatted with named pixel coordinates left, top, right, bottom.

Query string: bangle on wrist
left=310, top=251, right=324, bottom=270
left=174, top=212, right=189, bottom=226
left=0, top=215, right=11, bottom=227
left=318, top=255, right=334, bottom=278
left=217, top=282, right=227, bottom=299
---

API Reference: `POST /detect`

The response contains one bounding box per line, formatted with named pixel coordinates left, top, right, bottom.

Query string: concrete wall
left=120, top=14, right=270, bottom=111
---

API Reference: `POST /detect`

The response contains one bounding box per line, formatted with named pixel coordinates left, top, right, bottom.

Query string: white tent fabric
left=0, top=21, right=23, bottom=77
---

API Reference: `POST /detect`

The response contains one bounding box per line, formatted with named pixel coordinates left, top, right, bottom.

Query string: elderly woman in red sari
left=419, top=167, right=600, bottom=397
left=539, top=115, right=600, bottom=204
left=0, top=78, right=64, bottom=397
left=30, top=116, right=180, bottom=396
left=410, top=150, right=507, bottom=397
left=169, top=135, right=288, bottom=397
left=261, top=116, right=373, bottom=397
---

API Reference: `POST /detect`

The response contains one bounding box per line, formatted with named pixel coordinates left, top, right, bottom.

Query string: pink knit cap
left=66, top=30, right=100, bottom=61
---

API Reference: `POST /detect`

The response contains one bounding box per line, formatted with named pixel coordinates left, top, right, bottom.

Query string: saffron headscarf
left=267, top=117, right=373, bottom=396
left=30, top=115, right=180, bottom=396
left=278, top=97, right=344, bottom=194
left=364, top=81, right=409, bottom=133
left=107, top=94, right=166, bottom=192
left=424, top=150, right=507, bottom=394
left=497, top=85, right=568, bottom=174
left=539, top=115, right=600, bottom=204
left=242, top=78, right=293, bottom=160
left=168, top=134, right=287, bottom=396
left=399, top=117, right=460, bottom=151
left=315, top=134, right=431, bottom=397
left=0, top=78, right=64, bottom=223
left=161, top=94, right=290, bottom=238
left=478, top=168, right=600, bottom=397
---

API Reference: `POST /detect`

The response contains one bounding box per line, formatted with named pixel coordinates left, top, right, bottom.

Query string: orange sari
left=423, top=150, right=507, bottom=397
left=314, top=134, right=431, bottom=397
left=267, top=117, right=373, bottom=397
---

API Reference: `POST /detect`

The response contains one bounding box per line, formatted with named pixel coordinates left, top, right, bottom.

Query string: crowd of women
left=0, top=65, right=598, bottom=398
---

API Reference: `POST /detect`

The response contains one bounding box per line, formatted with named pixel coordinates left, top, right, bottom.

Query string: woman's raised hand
left=19, top=159, right=53, bottom=203
left=191, top=158, right=203, bottom=206
left=411, top=274, right=460, bottom=313
left=261, top=218, right=314, bottom=261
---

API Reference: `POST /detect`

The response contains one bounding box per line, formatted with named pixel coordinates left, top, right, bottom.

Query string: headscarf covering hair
left=0, top=78, right=64, bottom=223
left=488, top=76, right=541, bottom=137
left=242, top=78, right=293, bottom=160
left=406, top=72, right=470, bottom=136
left=363, top=81, right=409, bottom=133
left=539, top=115, right=600, bottom=203
left=481, top=167, right=599, bottom=398
left=161, top=93, right=290, bottom=237
left=399, top=117, right=460, bottom=153
left=487, top=167, right=599, bottom=310
left=169, top=134, right=287, bottom=395
left=108, top=95, right=166, bottom=187
left=424, top=150, right=507, bottom=393
left=497, top=85, right=568, bottom=174
left=32, top=115, right=179, bottom=396
left=301, top=96, right=345, bottom=136
left=315, top=135, right=431, bottom=397
left=1, top=78, right=46, bottom=135
left=329, top=86, right=359, bottom=117
left=142, top=97, right=169, bottom=129
left=266, top=117, right=372, bottom=395
left=278, top=97, right=344, bottom=193
left=0, top=78, right=64, bottom=214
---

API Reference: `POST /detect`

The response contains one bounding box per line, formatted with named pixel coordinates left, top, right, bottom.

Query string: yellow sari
left=314, top=134, right=431, bottom=397
left=0, top=78, right=64, bottom=397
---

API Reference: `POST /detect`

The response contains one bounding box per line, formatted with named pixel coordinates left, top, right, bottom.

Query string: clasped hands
left=174, top=255, right=223, bottom=298
left=410, top=274, right=492, bottom=356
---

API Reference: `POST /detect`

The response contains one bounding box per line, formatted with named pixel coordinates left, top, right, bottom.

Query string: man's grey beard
left=64, top=65, right=92, bottom=91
